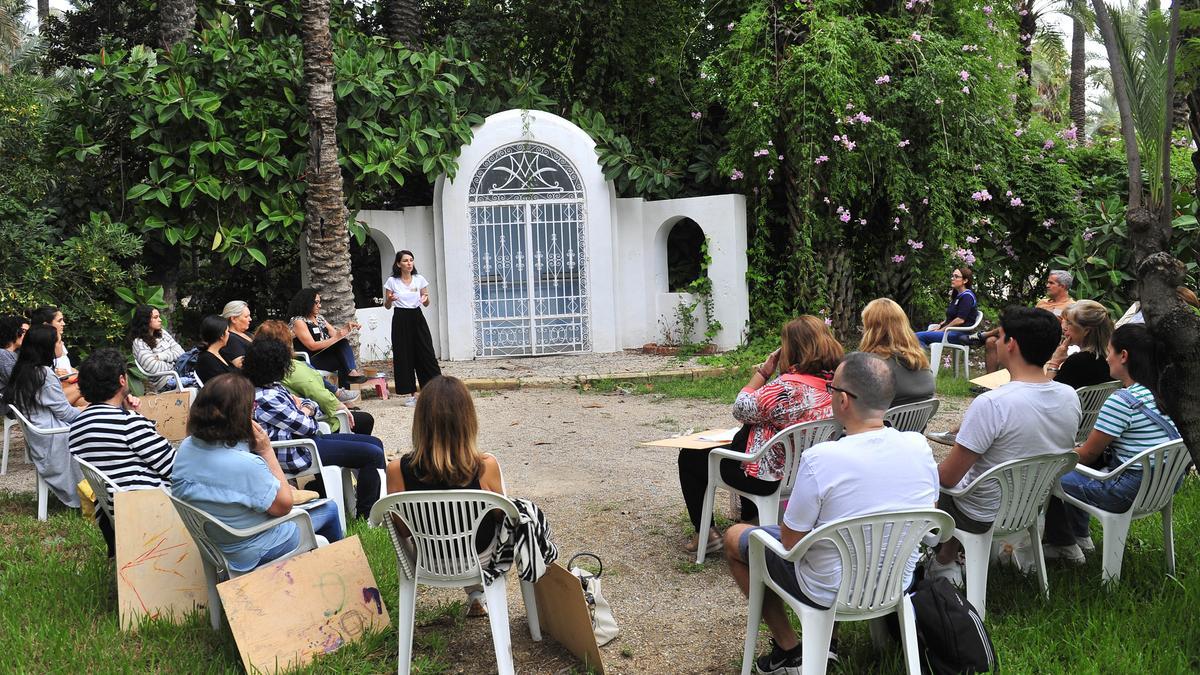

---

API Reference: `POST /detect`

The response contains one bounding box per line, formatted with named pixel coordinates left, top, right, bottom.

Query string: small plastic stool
left=362, top=376, right=389, bottom=400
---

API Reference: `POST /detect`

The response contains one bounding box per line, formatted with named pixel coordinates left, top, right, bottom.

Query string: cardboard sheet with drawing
left=115, top=489, right=207, bottom=631
left=217, top=536, right=389, bottom=673
left=640, top=428, right=735, bottom=451
left=136, top=390, right=192, bottom=442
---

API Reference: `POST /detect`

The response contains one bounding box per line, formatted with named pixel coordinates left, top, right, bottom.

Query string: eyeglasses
left=950, top=273, right=964, bottom=279
left=826, top=382, right=858, bottom=399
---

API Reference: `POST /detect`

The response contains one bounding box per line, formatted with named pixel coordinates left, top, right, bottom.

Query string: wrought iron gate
left=468, top=142, right=591, bottom=357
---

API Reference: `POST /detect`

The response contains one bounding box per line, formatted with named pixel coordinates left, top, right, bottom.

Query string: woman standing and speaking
left=384, top=250, right=441, bottom=407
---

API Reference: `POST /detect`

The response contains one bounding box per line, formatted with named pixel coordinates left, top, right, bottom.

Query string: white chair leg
left=929, top=344, right=943, bottom=377
left=397, top=574, right=418, bottom=675
left=1027, top=523, right=1049, bottom=599
left=36, top=473, right=49, bottom=522
left=741, top=572, right=765, bottom=675
left=341, top=468, right=356, bottom=519
left=520, top=579, right=542, bottom=641
left=754, top=494, right=779, bottom=528
left=483, top=578, right=515, bottom=675
left=1163, top=503, right=1176, bottom=575
left=1, top=420, right=10, bottom=475
left=960, top=531, right=992, bottom=622
left=320, top=466, right=348, bottom=532
left=201, top=562, right=223, bottom=631
left=696, top=482, right=718, bottom=564
left=797, top=603, right=836, bottom=675
left=1099, top=513, right=1132, bottom=584
left=898, top=595, right=922, bottom=675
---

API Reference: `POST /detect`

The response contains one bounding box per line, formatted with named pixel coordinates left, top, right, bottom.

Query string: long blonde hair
left=860, top=298, right=930, bottom=370
left=1064, top=300, right=1113, bottom=356
left=410, top=376, right=481, bottom=486
left=778, top=316, right=844, bottom=376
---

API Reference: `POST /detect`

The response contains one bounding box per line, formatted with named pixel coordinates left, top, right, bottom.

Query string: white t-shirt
left=782, top=427, right=940, bottom=608
left=383, top=274, right=429, bottom=310
left=953, top=380, right=1081, bottom=522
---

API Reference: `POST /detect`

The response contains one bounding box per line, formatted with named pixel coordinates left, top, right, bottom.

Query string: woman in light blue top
left=171, top=373, right=342, bottom=573
left=1043, top=324, right=1180, bottom=560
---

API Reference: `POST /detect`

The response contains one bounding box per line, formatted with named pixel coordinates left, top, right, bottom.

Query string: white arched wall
left=436, top=109, right=618, bottom=360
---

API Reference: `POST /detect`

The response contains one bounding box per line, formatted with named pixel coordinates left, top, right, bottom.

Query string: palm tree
left=300, top=0, right=357, bottom=330
left=1068, top=0, right=1090, bottom=134
left=158, top=0, right=195, bottom=49
left=383, top=0, right=422, bottom=50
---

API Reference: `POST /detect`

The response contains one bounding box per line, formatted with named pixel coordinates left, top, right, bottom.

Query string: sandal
left=466, top=590, right=488, bottom=618
left=685, top=531, right=723, bottom=554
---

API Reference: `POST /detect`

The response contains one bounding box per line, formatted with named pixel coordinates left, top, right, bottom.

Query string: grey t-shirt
left=953, top=380, right=1081, bottom=522
left=0, top=349, right=15, bottom=395
left=886, top=355, right=936, bottom=406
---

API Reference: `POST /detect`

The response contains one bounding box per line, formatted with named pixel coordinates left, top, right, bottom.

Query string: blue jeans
left=916, top=330, right=971, bottom=349
left=1043, top=461, right=1143, bottom=545
left=312, top=433, right=386, bottom=517
left=256, top=500, right=344, bottom=568
left=310, top=341, right=358, bottom=388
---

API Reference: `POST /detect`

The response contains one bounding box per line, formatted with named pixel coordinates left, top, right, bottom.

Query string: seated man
left=973, top=270, right=1075, bottom=374
left=69, top=348, right=176, bottom=557
left=928, top=306, right=1081, bottom=584
left=724, top=353, right=939, bottom=672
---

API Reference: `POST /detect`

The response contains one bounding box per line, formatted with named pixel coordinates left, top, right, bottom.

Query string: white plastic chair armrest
left=211, top=505, right=316, bottom=540
left=708, top=446, right=761, bottom=464
left=270, top=438, right=322, bottom=478
left=1070, top=454, right=1143, bottom=483
left=939, top=484, right=968, bottom=499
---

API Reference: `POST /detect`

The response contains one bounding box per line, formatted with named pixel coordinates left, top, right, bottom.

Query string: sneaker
left=403, top=395, right=417, bottom=408
left=335, top=388, right=360, bottom=403
left=964, top=331, right=987, bottom=347
left=926, top=556, right=965, bottom=589
left=1043, top=542, right=1085, bottom=564
left=755, top=639, right=802, bottom=675
left=925, top=430, right=957, bottom=446
left=1076, top=536, right=1095, bottom=553
left=347, top=374, right=369, bottom=384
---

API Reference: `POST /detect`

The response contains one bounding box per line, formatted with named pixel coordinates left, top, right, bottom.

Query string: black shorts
left=938, top=493, right=993, bottom=535
left=737, top=525, right=830, bottom=610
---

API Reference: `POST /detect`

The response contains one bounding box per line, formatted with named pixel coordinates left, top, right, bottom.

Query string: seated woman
left=915, top=267, right=978, bottom=348
left=287, top=288, right=367, bottom=388
left=1042, top=324, right=1181, bottom=562
left=252, top=320, right=374, bottom=435
left=859, top=298, right=935, bottom=406
left=219, top=300, right=253, bottom=368
left=677, top=316, right=842, bottom=554
left=242, top=339, right=385, bottom=520
left=171, top=373, right=343, bottom=573
left=385, top=375, right=504, bottom=616
left=6, top=325, right=83, bottom=508
left=0, top=314, right=29, bottom=395
left=194, top=315, right=237, bottom=384
left=129, top=305, right=193, bottom=392
left=30, top=305, right=85, bottom=407
left=1046, top=300, right=1114, bottom=388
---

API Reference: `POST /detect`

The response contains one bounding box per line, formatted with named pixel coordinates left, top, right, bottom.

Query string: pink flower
left=962, top=86, right=970, bottom=94
left=647, top=76, right=656, bottom=85
left=824, top=318, right=833, bottom=327
left=727, top=21, right=736, bottom=30
left=730, top=169, right=744, bottom=181
left=839, top=213, right=852, bottom=223
left=1005, top=190, right=1013, bottom=197
left=767, top=169, right=775, bottom=180
left=907, top=238, right=925, bottom=250
left=892, top=254, right=906, bottom=263
left=911, top=31, right=923, bottom=42
left=691, top=111, right=702, bottom=120
left=1083, top=229, right=1095, bottom=241
left=935, top=98, right=943, bottom=105
left=1059, top=126, right=1078, bottom=141
left=833, top=135, right=841, bottom=142
left=983, top=4, right=993, bottom=14
left=954, top=247, right=976, bottom=264
left=966, top=235, right=979, bottom=243
left=815, top=155, right=829, bottom=164
left=1043, top=139, right=1055, bottom=150
left=922, top=197, right=929, bottom=205
left=754, top=148, right=770, bottom=157
left=959, top=70, right=971, bottom=81
left=823, top=197, right=831, bottom=204
left=893, top=217, right=901, bottom=224
left=858, top=218, right=867, bottom=225
left=898, top=203, right=910, bottom=213
left=1014, top=128, right=1024, bottom=137
left=875, top=74, right=892, bottom=85
left=899, top=139, right=911, bottom=147
left=971, top=189, right=993, bottom=202
left=777, top=154, right=784, bottom=160
left=842, top=139, right=856, bottom=151
left=1042, top=218, right=1055, bottom=229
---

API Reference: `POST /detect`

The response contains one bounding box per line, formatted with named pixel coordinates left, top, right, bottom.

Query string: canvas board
left=640, top=428, right=733, bottom=450
left=534, top=562, right=605, bottom=674
left=115, top=489, right=208, bottom=631
left=136, top=390, right=192, bottom=442
left=969, top=369, right=1011, bottom=390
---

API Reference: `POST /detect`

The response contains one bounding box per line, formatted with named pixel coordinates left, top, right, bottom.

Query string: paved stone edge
left=354, top=366, right=742, bottom=396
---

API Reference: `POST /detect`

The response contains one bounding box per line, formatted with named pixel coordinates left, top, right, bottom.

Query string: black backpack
left=909, top=576, right=997, bottom=674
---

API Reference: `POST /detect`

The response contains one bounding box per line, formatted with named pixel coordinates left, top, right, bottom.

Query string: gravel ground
left=1, top=373, right=970, bottom=674
left=364, top=350, right=706, bottom=381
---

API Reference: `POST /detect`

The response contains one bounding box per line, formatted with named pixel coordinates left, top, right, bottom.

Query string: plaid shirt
left=254, top=383, right=319, bottom=473
left=732, top=372, right=834, bottom=481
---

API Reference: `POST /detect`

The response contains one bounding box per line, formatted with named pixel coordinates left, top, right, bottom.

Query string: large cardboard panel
left=969, top=369, right=1011, bottom=391
left=217, top=536, right=390, bottom=674
left=115, top=489, right=208, bottom=631
left=137, top=391, right=192, bottom=442
left=534, top=563, right=605, bottom=674
left=640, top=428, right=733, bottom=450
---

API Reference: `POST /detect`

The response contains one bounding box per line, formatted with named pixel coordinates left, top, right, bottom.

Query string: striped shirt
left=1094, top=384, right=1178, bottom=468
left=68, top=404, right=175, bottom=497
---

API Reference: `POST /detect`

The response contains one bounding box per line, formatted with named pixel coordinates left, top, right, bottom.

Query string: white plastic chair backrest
left=295, top=352, right=312, bottom=365
left=786, top=509, right=954, bottom=616
left=1127, top=440, right=1192, bottom=518
left=966, top=453, right=1077, bottom=534
left=775, top=419, right=844, bottom=494
left=272, top=438, right=323, bottom=480
left=883, top=399, right=940, bottom=433
left=1074, top=381, right=1121, bottom=444
left=941, top=310, right=983, bottom=342
left=165, top=488, right=240, bottom=576
left=368, top=490, right=518, bottom=584
left=8, top=404, right=70, bottom=436
left=75, top=456, right=125, bottom=522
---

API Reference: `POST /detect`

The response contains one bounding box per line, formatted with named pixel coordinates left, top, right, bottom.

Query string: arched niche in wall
left=665, top=217, right=705, bottom=292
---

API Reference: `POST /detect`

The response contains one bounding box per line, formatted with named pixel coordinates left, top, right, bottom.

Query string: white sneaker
left=1043, top=542, right=1086, bottom=564
left=404, top=395, right=417, bottom=407
left=926, top=556, right=965, bottom=588
left=925, top=431, right=957, bottom=446
left=335, top=388, right=360, bottom=403
left=1076, top=536, right=1095, bottom=553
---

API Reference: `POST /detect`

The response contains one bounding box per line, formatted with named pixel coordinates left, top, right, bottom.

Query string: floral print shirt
left=732, top=372, right=834, bottom=481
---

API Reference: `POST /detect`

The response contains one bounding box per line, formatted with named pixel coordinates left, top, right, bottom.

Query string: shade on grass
left=2, top=475, right=1198, bottom=672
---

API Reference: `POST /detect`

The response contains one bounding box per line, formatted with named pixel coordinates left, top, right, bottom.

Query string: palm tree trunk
left=300, top=0, right=357, bottom=331
left=158, top=0, right=196, bottom=50
left=37, top=0, right=49, bottom=29
left=1017, top=0, right=1037, bottom=120
left=1068, top=2, right=1087, bottom=134
left=383, top=0, right=423, bottom=50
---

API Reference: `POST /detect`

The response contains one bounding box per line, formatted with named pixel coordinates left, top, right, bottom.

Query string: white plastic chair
left=696, top=418, right=843, bottom=563
left=1, top=410, right=19, bottom=475
left=940, top=452, right=1077, bottom=620
left=8, top=405, right=68, bottom=521
left=1053, top=439, right=1192, bottom=583
left=271, top=439, right=351, bottom=531
left=1074, top=381, right=1122, bottom=444
left=75, top=456, right=126, bottom=523
left=741, top=509, right=955, bottom=675
left=166, top=488, right=326, bottom=630
left=928, top=310, right=983, bottom=378
left=133, top=362, right=185, bottom=393
left=368, top=490, right=542, bottom=675
left=884, top=398, right=941, bottom=433
left=294, top=351, right=336, bottom=382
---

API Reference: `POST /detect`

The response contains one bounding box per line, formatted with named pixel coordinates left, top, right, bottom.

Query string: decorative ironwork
left=468, top=142, right=590, bottom=357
